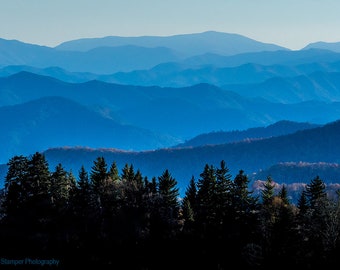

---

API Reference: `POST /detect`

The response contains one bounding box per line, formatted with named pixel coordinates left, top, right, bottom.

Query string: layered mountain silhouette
left=35, top=119, right=340, bottom=195
left=303, top=41, right=340, bottom=53
left=223, top=71, right=340, bottom=103
left=2, top=72, right=340, bottom=144
left=174, top=120, right=320, bottom=148
left=2, top=31, right=340, bottom=193
left=55, top=31, right=288, bottom=56
left=0, top=96, right=178, bottom=163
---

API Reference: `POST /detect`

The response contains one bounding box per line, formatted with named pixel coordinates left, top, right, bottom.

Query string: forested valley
left=0, top=152, right=339, bottom=269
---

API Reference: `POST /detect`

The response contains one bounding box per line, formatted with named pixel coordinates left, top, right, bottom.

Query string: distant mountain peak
left=302, top=41, right=340, bottom=53
left=55, top=31, right=289, bottom=56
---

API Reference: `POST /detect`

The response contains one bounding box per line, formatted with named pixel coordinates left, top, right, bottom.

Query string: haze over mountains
left=55, top=31, right=288, bottom=55
left=2, top=31, right=340, bottom=191
left=39, top=119, right=340, bottom=195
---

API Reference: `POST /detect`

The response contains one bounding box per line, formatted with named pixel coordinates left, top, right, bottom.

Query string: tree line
left=0, top=152, right=340, bottom=269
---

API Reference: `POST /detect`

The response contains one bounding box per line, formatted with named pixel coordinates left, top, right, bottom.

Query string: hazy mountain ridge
left=55, top=31, right=288, bottom=56
left=4, top=60, right=340, bottom=88
left=175, top=120, right=320, bottom=148
left=22, top=119, right=340, bottom=195
left=251, top=161, right=340, bottom=184
left=303, top=41, right=340, bottom=53
left=0, top=31, right=289, bottom=75
left=0, top=96, right=179, bottom=164
left=2, top=72, right=340, bottom=140
left=2, top=31, right=340, bottom=194
left=223, top=71, right=340, bottom=103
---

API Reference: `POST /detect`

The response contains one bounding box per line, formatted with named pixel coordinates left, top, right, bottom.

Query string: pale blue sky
left=1, top=0, right=340, bottom=50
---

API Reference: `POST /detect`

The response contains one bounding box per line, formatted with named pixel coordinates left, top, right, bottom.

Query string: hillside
left=0, top=96, right=178, bottom=164
left=175, top=120, right=320, bottom=148
left=250, top=162, right=340, bottom=184
left=2, top=72, right=340, bottom=141
left=0, top=38, right=182, bottom=73
left=303, top=41, right=340, bottom=53
left=32, top=119, right=340, bottom=195
left=224, top=71, right=340, bottom=103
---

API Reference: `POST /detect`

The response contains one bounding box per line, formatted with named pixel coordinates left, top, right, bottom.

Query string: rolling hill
left=175, top=120, right=320, bottom=148
left=223, top=71, right=340, bottom=103
left=2, top=72, right=340, bottom=140
left=0, top=96, right=178, bottom=164
left=25, top=119, right=340, bottom=195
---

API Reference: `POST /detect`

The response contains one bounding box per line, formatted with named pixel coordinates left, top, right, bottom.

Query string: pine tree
left=261, top=175, right=275, bottom=206
left=108, top=161, right=120, bottom=182
left=145, top=176, right=158, bottom=195
left=233, top=170, right=257, bottom=212
left=196, top=164, right=217, bottom=225
left=158, top=169, right=179, bottom=211
left=231, top=170, right=260, bottom=267
left=305, top=175, right=327, bottom=209
left=182, top=176, right=198, bottom=224
left=278, top=184, right=290, bottom=205
left=50, top=163, right=69, bottom=208
left=78, top=165, right=90, bottom=191
left=90, top=156, right=108, bottom=195
left=26, top=152, right=51, bottom=196
left=134, top=169, right=144, bottom=189
left=3, top=155, right=29, bottom=215
left=293, top=177, right=331, bottom=268
left=297, top=189, right=308, bottom=211
left=121, top=163, right=135, bottom=182
left=150, top=169, right=180, bottom=239
left=25, top=152, right=52, bottom=211
left=215, top=160, right=233, bottom=222
left=73, top=165, right=92, bottom=219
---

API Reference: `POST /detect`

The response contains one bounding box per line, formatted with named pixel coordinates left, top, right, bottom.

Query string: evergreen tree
left=259, top=175, right=277, bottom=263
left=151, top=169, right=180, bottom=239
left=181, top=176, right=198, bottom=224
left=233, top=169, right=258, bottom=215
left=231, top=170, right=260, bottom=268
left=108, top=161, right=120, bottom=182
left=158, top=169, right=179, bottom=211
left=278, top=184, right=290, bottom=205
left=215, top=160, right=233, bottom=222
left=145, top=176, right=157, bottom=194
left=24, top=152, right=52, bottom=215
left=121, top=163, right=135, bottom=182
left=196, top=164, right=217, bottom=226
left=73, top=165, right=92, bottom=220
left=3, top=155, right=29, bottom=215
left=67, top=170, right=77, bottom=196
left=305, top=175, right=327, bottom=209
left=297, top=189, right=309, bottom=215
left=269, top=195, right=297, bottom=268
left=261, top=175, right=275, bottom=206
left=90, top=156, right=108, bottom=195
left=134, top=169, right=144, bottom=188
left=50, top=163, right=70, bottom=208
left=78, top=165, right=91, bottom=197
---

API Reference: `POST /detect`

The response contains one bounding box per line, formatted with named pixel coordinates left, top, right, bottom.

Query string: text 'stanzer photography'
left=1, top=1, right=340, bottom=269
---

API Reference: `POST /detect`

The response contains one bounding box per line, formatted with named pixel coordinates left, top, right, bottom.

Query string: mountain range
left=38, top=119, right=340, bottom=196
left=175, top=120, right=320, bottom=148
left=55, top=31, right=287, bottom=56
left=2, top=31, right=340, bottom=194
left=2, top=71, right=340, bottom=160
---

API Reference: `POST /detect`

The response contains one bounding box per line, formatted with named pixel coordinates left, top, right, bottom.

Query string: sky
left=1, top=0, right=340, bottom=50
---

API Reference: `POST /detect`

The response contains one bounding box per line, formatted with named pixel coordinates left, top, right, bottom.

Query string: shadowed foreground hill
left=41, top=119, right=340, bottom=194
left=175, top=120, right=320, bottom=148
